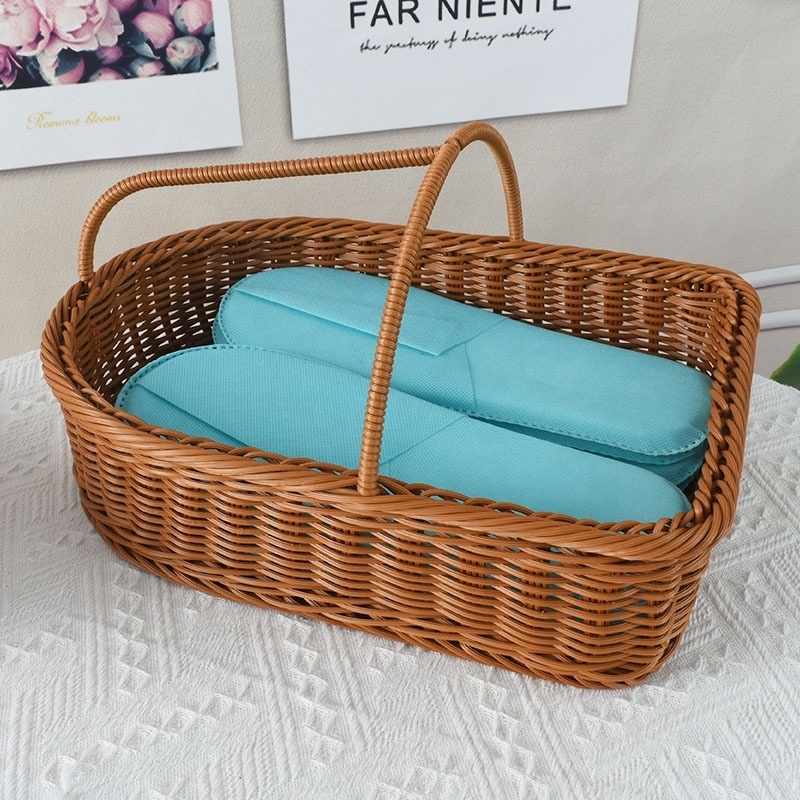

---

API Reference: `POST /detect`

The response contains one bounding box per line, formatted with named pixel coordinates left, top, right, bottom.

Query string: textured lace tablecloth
left=2, top=350, right=799, bottom=800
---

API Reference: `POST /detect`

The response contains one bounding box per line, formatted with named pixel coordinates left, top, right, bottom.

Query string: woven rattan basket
left=41, top=123, right=761, bottom=688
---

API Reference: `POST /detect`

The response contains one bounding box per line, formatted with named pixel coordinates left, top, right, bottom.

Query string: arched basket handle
left=356, top=122, right=523, bottom=495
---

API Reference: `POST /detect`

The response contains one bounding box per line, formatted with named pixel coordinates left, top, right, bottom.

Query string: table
left=2, top=350, right=799, bottom=799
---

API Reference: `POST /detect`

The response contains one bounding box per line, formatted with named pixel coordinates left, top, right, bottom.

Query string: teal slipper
left=116, top=346, right=691, bottom=523
left=213, top=267, right=712, bottom=487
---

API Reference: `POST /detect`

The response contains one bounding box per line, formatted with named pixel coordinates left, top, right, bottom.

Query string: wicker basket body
left=41, top=124, right=760, bottom=688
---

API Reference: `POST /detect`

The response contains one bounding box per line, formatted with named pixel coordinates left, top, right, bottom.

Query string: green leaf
left=176, top=54, right=202, bottom=73
left=126, top=28, right=158, bottom=59
left=771, top=341, right=800, bottom=389
left=25, top=58, right=43, bottom=82
left=202, top=37, right=218, bottom=71
left=55, top=49, right=82, bottom=78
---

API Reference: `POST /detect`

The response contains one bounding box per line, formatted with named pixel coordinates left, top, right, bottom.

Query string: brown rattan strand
left=41, top=123, right=761, bottom=688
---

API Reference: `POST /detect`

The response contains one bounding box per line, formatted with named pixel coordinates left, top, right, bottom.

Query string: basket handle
left=357, top=121, right=523, bottom=496
left=77, top=125, right=520, bottom=282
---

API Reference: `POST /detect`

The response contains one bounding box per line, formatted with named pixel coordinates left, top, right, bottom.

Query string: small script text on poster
left=350, top=0, right=572, bottom=27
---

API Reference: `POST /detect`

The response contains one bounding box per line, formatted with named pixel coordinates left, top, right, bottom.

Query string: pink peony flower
left=132, top=10, right=173, bottom=48
left=36, top=48, right=85, bottom=84
left=109, top=0, right=138, bottom=13
left=88, top=65, right=122, bottom=79
left=165, top=33, right=201, bottom=70
left=0, top=0, right=51, bottom=55
left=37, top=0, right=124, bottom=54
left=173, top=0, right=212, bottom=36
left=129, top=55, right=163, bottom=76
left=0, top=43, right=19, bottom=86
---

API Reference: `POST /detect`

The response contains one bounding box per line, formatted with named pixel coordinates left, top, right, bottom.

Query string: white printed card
left=283, top=0, right=640, bottom=139
left=0, top=0, right=241, bottom=170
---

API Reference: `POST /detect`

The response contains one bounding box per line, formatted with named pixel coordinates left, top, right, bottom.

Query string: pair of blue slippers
left=117, top=267, right=712, bottom=523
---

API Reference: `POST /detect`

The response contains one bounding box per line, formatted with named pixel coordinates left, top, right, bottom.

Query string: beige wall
left=2, top=1, right=799, bottom=376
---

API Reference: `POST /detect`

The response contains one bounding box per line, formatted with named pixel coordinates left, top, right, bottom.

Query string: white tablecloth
left=2, top=350, right=799, bottom=800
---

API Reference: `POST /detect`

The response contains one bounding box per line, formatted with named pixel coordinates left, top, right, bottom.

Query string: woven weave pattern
left=40, top=124, right=761, bottom=688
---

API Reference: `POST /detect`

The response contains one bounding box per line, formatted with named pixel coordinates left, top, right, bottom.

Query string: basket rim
left=89, top=214, right=763, bottom=290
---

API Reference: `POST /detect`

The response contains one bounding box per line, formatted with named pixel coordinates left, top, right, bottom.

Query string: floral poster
left=0, top=0, right=241, bottom=170
left=282, top=0, right=640, bottom=139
